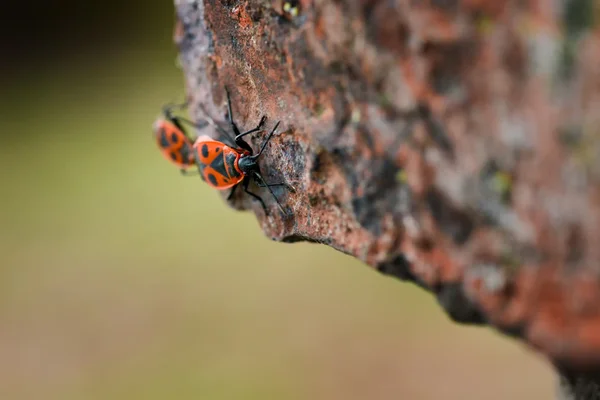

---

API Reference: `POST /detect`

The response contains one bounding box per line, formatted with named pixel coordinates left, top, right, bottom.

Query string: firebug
left=153, top=89, right=293, bottom=215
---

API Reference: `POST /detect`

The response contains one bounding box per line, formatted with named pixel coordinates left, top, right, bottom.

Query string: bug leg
left=180, top=169, right=199, bottom=176
left=253, top=172, right=286, bottom=214
left=170, top=116, right=213, bottom=142
left=175, top=117, right=209, bottom=130
left=243, top=177, right=268, bottom=215
left=170, top=102, right=235, bottom=145
left=255, top=181, right=296, bottom=192
left=162, top=101, right=189, bottom=116
left=225, top=87, right=260, bottom=153
left=234, top=115, right=267, bottom=153
left=225, top=87, right=242, bottom=137
left=244, top=115, right=267, bottom=135
left=248, top=121, right=280, bottom=161
left=227, top=183, right=238, bottom=200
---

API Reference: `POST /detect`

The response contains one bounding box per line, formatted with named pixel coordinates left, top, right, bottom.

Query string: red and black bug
left=155, top=89, right=293, bottom=215
left=153, top=102, right=196, bottom=174
left=191, top=89, right=293, bottom=215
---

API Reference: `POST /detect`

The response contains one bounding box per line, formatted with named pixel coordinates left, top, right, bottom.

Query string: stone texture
left=173, top=0, right=600, bottom=386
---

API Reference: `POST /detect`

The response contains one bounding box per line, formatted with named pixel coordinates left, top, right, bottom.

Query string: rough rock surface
left=173, top=0, right=600, bottom=397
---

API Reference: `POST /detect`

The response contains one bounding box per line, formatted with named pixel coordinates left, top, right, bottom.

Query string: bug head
left=237, top=155, right=260, bottom=175
left=157, top=100, right=187, bottom=127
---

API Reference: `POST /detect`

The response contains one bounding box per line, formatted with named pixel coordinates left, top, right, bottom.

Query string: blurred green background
left=0, top=2, right=552, bottom=399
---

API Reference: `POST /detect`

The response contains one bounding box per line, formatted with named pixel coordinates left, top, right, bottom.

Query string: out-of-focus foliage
left=0, top=2, right=552, bottom=399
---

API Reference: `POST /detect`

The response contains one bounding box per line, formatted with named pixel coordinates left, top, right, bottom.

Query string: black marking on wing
left=207, top=173, right=218, bottom=186
left=201, top=144, right=209, bottom=158
left=209, top=151, right=230, bottom=178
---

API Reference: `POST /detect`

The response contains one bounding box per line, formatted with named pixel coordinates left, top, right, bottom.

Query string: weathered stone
left=174, top=0, right=600, bottom=392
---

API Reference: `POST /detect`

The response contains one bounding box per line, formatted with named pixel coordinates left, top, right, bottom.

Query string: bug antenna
left=251, top=121, right=280, bottom=160
left=162, top=99, right=189, bottom=116
left=254, top=173, right=286, bottom=215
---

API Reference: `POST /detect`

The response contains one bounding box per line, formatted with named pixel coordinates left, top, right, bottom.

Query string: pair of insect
left=153, top=89, right=292, bottom=215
